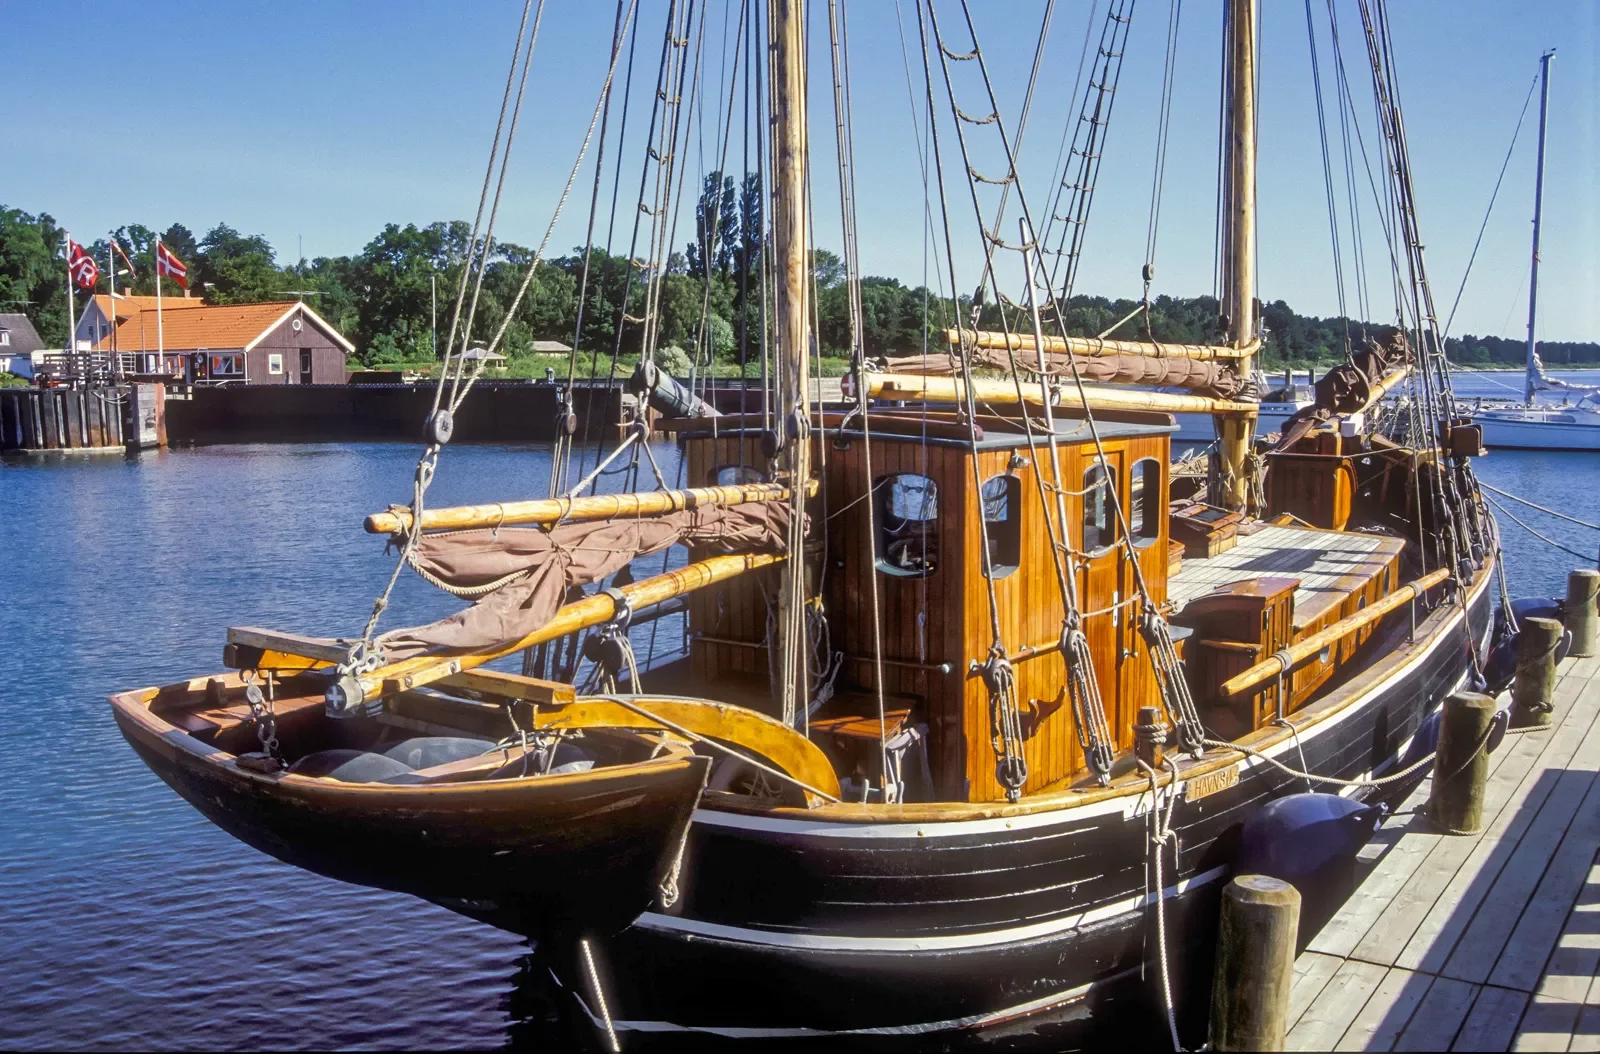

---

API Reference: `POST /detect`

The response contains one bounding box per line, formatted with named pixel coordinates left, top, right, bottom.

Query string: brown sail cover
left=1273, top=328, right=1408, bottom=449
left=376, top=503, right=788, bottom=659
left=880, top=349, right=1244, bottom=399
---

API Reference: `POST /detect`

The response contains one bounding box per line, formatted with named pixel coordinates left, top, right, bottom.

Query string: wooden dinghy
left=108, top=668, right=712, bottom=936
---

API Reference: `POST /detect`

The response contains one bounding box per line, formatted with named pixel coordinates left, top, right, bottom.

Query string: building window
left=980, top=474, right=1020, bottom=578
left=267, top=353, right=283, bottom=375
left=0, top=332, right=9, bottom=347
left=1129, top=457, right=1162, bottom=548
left=300, top=348, right=313, bottom=383
left=1082, top=463, right=1116, bottom=554
left=876, top=473, right=938, bottom=577
left=711, top=465, right=764, bottom=486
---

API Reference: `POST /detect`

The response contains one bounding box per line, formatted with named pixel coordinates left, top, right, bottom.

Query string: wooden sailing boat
left=112, top=0, right=1504, bottom=1043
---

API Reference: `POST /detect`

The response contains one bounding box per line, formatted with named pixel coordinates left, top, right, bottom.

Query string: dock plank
left=1393, top=976, right=1477, bottom=1050
left=1354, top=725, right=1551, bottom=967
left=1397, top=680, right=1600, bottom=975
left=1569, top=1005, right=1600, bottom=1052
left=1291, top=951, right=1347, bottom=1032
left=1514, top=995, right=1583, bottom=1051
left=1454, top=985, right=1531, bottom=1052
left=1288, top=959, right=1389, bottom=1052
left=1335, top=966, right=1433, bottom=1051
left=1491, top=807, right=1600, bottom=993
left=1439, top=714, right=1600, bottom=985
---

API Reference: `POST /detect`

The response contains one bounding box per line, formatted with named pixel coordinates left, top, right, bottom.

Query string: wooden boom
left=945, top=328, right=1259, bottom=363
left=864, top=372, right=1258, bottom=415
left=365, top=480, right=814, bottom=535
left=1220, top=567, right=1452, bottom=698
left=347, top=552, right=781, bottom=703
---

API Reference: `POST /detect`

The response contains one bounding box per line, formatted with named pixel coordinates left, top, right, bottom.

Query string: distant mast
left=1524, top=49, right=1555, bottom=406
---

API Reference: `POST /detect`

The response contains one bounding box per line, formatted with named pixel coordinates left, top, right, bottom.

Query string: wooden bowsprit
left=224, top=551, right=783, bottom=713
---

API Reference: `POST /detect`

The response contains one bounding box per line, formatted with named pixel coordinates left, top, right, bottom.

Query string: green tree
left=195, top=224, right=284, bottom=303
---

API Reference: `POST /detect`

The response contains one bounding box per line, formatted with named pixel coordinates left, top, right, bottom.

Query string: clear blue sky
left=7, top=1, right=1595, bottom=341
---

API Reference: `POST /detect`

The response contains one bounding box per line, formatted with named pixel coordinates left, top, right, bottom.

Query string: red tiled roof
left=91, top=300, right=353, bottom=354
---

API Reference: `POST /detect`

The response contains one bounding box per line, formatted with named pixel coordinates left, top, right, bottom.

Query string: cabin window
left=1082, top=464, right=1116, bottom=554
left=876, top=473, right=938, bottom=577
left=711, top=464, right=764, bottom=486
left=1129, top=457, right=1162, bottom=548
left=267, top=353, right=283, bottom=375
left=980, top=474, right=1020, bottom=578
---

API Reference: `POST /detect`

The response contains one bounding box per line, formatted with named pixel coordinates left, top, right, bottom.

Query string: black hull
left=110, top=703, right=710, bottom=937
left=528, top=566, right=1495, bottom=1043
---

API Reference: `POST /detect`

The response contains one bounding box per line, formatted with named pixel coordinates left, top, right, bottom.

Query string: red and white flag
left=111, top=239, right=137, bottom=278
left=67, top=239, right=100, bottom=290
left=156, top=241, right=188, bottom=288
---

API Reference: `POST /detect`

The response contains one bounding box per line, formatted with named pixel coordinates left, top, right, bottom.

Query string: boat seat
left=287, top=749, right=417, bottom=783
left=380, top=736, right=496, bottom=770
left=287, top=736, right=497, bottom=783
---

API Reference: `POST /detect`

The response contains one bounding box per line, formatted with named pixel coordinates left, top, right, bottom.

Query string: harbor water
left=1, top=437, right=1596, bottom=1048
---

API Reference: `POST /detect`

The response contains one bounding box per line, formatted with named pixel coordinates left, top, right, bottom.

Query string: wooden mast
left=770, top=0, right=811, bottom=721
left=1218, top=0, right=1259, bottom=509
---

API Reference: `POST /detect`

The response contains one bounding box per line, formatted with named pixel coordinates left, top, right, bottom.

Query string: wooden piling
left=1566, top=570, right=1600, bottom=658
left=1210, top=874, right=1301, bottom=1052
left=1513, top=616, right=1561, bottom=728
left=1428, top=691, right=1496, bottom=834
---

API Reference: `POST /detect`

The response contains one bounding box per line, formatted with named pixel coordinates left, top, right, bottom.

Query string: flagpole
left=107, top=243, right=116, bottom=377
left=155, top=238, right=164, bottom=375
left=64, top=231, right=77, bottom=358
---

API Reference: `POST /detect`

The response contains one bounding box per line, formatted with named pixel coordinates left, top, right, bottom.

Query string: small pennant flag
left=112, top=239, right=137, bottom=278
left=156, top=241, right=189, bottom=288
left=67, top=239, right=101, bottom=290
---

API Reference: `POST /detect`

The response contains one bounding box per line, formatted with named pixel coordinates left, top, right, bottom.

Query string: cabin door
left=1077, top=449, right=1136, bottom=747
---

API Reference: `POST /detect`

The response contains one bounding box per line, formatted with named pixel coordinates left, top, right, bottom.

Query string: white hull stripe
left=565, top=967, right=1138, bottom=1039
left=635, top=864, right=1227, bottom=952
left=693, top=573, right=1490, bottom=840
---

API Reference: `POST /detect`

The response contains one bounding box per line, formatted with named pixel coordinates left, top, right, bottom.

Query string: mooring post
left=1565, top=569, right=1599, bottom=658
left=1513, top=616, right=1561, bottom=728
left=1428, top=691, right=1495, bottom=834
left=1210, top=875, right=1300, bottom=1052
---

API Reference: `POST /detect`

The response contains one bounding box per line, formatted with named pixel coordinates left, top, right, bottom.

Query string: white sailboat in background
left=1475, top=51, right=1600, bottom=451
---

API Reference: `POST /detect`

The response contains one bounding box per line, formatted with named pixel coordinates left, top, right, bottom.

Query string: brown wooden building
left=82, top=296, right=353, bottom=384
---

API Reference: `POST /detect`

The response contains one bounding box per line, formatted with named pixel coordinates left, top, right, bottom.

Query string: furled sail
left=879, top=348, right=1246, bottom=399
left=1274, top=329, right=1409, bottom=449
left=377, top=503, right=789, bottom=660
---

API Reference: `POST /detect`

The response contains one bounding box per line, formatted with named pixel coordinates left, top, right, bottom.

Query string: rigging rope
left=1484, top=493, right=1596, bottom=564
left=1442, top=71, right=1541, bottom=342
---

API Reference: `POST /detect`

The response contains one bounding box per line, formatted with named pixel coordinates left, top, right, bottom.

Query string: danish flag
left=67, top=239, right=100, bottom=290
left=156, top=241, right=189, bottom=288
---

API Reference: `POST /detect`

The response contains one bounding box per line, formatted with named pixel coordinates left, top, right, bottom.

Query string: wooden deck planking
left=1288, top=652, right=1600, bottom=1051
left=1167, top=524, right=1401, bottom=623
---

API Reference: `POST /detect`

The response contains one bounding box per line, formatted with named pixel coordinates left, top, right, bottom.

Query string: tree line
left=4, top=191, right=1596, bottom=375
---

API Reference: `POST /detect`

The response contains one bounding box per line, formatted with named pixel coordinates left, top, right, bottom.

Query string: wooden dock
left=1288, top=652, right=1600, bottom=1051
